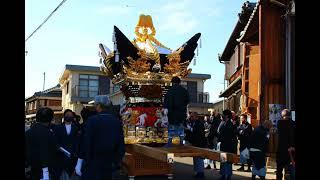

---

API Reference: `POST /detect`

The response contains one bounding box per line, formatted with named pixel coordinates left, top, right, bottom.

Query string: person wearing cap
left=25, top=107, right=60, bottom=180
left=164, top=76, right=190, bottom=147
left=79, top=95, right=125, bottom=180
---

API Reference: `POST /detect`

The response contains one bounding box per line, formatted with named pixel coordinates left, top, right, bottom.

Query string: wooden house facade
left=219, top=0, right=295, bottom=127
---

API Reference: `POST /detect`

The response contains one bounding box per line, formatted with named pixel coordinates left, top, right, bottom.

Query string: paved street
left=120, top=157, right=276, bottom=180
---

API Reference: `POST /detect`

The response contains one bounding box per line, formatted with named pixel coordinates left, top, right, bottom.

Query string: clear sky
left=25, top=0, right=248, bottom=102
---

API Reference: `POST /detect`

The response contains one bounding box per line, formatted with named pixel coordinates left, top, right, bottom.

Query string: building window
left=48, top=100, right=61, bottom=106
left=39, top=100, right=45, bottom=107
left=79, top=74, right=99, bottom=98
left=29, top=102, right=33, bottom=110
left=245, top=69, right=249, bottom=80
left=245, top=57, right=249, bottom=68
left=187, top=81, right=197, bottom=103
left=66, top=82, right=69, bottom=94
left=180, top=81, right=187, bottom=90
left=113, top=84, right=120, bottom=93
left=245, top=82, right=249, bottom=93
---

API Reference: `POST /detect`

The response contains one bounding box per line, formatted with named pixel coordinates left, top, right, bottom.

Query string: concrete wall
left=210, top=100, right=224, bottom=114
left=189, top=106, right=211, bottom=115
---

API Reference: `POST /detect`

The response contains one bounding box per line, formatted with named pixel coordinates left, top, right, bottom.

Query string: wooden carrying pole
left=126, top=144, right=239, bottom=164
left=126, top=144, right=175, bottom=163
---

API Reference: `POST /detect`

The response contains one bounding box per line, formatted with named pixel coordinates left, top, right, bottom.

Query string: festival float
left=98, top=15, right=239, bottom=179
left=99, top=14, right=201, bottom=145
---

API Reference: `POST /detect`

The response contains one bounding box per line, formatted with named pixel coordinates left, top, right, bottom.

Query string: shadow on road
left=120, top=161, right=252, bottom=180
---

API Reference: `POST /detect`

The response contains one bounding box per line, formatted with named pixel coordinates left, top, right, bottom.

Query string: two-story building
left=59, top=65, right=111, bottom=115
left=25, top=84, right=63, bottom=124
left=218, top=1, right=256, bottom=117
left=59, top=64, right=213, bottom=115
left=219, top=0, right=295, bottom=129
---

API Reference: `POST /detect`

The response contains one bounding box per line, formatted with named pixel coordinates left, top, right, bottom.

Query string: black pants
left=30, top=167, right=59, bottom=180
left=82, top=160, right=112, bottom=180
left=276, top=151, right=291, bottom=180
left=276, top=161, right=290, bottom=180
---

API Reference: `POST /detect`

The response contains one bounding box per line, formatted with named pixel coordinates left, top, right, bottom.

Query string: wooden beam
left=126, top=145, right=240, bottom=164
left=160, top=145, right=239, bottom=163
left=126, top=144, right=174, bottom=163
left=183, top=146, right=239, bottom=163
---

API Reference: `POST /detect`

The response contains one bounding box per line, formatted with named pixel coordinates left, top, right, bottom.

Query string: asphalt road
left=120, top=157, right=277, bottom=180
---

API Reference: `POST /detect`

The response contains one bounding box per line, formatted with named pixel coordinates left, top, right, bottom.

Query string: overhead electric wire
left=25, top=0, right=68, bottom=42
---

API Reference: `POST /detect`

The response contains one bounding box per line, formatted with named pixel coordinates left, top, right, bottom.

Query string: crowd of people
left=25, top=77, right=295, bottom=180
left=25, top=95, right=125, bottom=180
left=163, top=77, right=295, bottom=180
left=181, top=109, right=295, bottom=180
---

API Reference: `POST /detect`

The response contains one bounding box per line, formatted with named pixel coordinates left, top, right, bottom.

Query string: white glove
left=163, top=108, right=168, bottom=115
left=75, top=158, right=83, bottom=176
left=58, top=147, right=71, bottom=158
left=42, top=167, right=49, bottom=180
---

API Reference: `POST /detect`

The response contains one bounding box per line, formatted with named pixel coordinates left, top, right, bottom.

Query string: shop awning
left=219, top=76, right=242, bottom=98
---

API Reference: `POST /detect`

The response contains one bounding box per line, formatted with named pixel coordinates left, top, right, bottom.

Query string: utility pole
left=43, top=72, right=46, bottom=91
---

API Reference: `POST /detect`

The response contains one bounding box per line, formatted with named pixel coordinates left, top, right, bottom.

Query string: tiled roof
left=237, top=0, right=260, bottom=42
left=25, top=84, right=61, bottom=101
left=65, top=64, right=100, bottom=72
left=218, top=1, right=256, bottom=62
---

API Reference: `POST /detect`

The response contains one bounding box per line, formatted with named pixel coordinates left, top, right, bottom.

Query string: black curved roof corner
left=113, top=26, right=140, bottom=63
left=178, top=33, right=201, bottom=63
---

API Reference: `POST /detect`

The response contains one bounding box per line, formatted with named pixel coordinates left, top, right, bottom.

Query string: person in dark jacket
left=25, top=107, right=60, bottom=180
left=206, top=111, right=221, bottom=169
left=75, top=107, right=97, bottom=176
left=52, top=109, right=80, bottom=179
left=72, top=111, right=82, bottom=130
left=164, top=76, right=190, bottom=147
left=248, top=120, right=272, bottom=180
left=231, top=111, right=240, bottom=127
left=203, top=115, right=212, bottom=169
left=81, top=95, right=125, bottom=180
left=218, top=110, right=238, bottom=180
left=184, top=111, right=193, bottom=144
left=237, top=114, right=253, bottom=172
left=189, top=112, right=207, bottom=178
left=276, top=109, right=295, bottom=180
left=231, top=111, right=240, bottom=153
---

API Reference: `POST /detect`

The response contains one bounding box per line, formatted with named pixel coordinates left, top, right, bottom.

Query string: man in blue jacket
left=81, top=95, right=125, bottom=180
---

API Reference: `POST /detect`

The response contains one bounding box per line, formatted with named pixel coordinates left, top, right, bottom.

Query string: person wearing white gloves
left=25, top=107, right=60, bottom=180
left=73, top=107, right=96, bottom=177
left=52, top=109, right=81, bottom=179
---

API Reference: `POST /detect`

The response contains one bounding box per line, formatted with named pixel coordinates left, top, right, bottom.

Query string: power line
left=25, top=0, right=68, bottom=42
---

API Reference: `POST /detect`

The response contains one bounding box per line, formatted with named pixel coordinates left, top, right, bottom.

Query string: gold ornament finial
left=134, top=14, right=170, bottom=50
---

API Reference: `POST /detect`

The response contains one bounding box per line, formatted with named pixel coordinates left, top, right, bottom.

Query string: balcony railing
left=72, top=85, right=104, bottom=99
left=189, top=91, right=210, bottom=104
